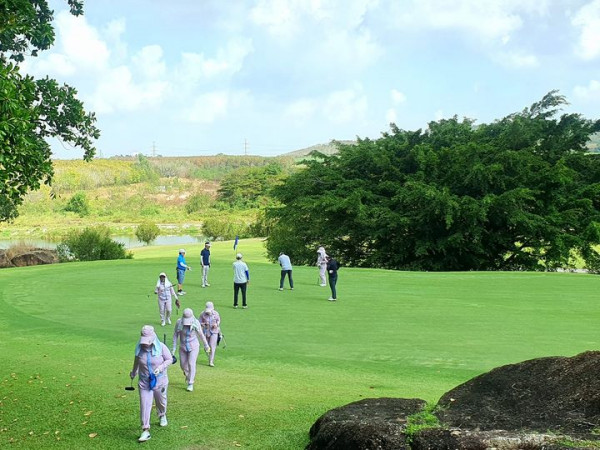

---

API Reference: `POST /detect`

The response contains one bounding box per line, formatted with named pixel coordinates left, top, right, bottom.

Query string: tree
left=135, top=221, right=160, bottom=245
left=0, top=0, right=100, bottom=221
left=217, top=162, right=286, bottom=208
left=266, top=92, right=600, bottom=271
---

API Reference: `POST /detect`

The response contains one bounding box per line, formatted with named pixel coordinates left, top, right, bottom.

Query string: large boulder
left=307, top=397, right=426, bottom=450
left=0, top=248, right=57, bottom=268
left=436, top=351, right=600, bottom=435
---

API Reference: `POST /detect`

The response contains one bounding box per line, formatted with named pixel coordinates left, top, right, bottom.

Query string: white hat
left=236, top=253, right=242, bottom=259
left=182, top=308, right=194, bottom=326
left=159, top=272, right=166, bottom=277
left=139, top=325, right=156, bottom=345
left=204, top=301, right=214, bottom=313
left=179, top=248, right=186, bottom=254
left=205, top=241, right=211, bottom=246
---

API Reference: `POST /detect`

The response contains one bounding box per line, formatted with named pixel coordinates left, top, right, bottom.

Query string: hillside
left=282, top=140, right=356, bottom=158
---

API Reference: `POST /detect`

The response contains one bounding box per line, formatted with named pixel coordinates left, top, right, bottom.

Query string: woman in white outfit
left=172, top=308, right=210, bottom=392
left=154, top=272, right=179, bottom=327
left=200, top=301, right=221, bottom=367
left=317, top=246, right=328, bottom=286
left=130, top=325, right=173, bottom=443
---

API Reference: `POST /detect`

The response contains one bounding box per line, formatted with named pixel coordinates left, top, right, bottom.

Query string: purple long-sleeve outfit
left=317, top=247, right=328, bottom=286
left=130, top=338, right=173, bottom=429
left=172, top=318, right=208, bottom=385
left=200, top=308, right=221, bottom=366
left=154, top=276, right=178, bottom=325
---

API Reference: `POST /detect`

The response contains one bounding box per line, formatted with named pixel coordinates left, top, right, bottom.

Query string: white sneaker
left=205, top=283, right=210, bottom=287
left=242, top=306, right=248, bottom=309
left=159, top=416, right=168, bottom=427
left=138, top=430, right=151, bottom=442
left=178, top=291, right=186, bottom=295
left=201, top=285, right=206, bottom=288
left=209, top=362, right=214, bottom=367
left=328, top=297, right=336, bottom=301
left=160, top=321, right=165, bottom=327
left=167, top=318, right=171, bottom=325
left=279, top=288, right=283, bottom=291
left=186, top=384, right=193, bottom=392
left=320, top=284, right=327, bottom=287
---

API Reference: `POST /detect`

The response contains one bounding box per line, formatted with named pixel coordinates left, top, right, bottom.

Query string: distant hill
left=282, top=140, right=356, bottom=158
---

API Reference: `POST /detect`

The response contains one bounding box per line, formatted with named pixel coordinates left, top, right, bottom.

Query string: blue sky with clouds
left=23, top=0, right=600, bottom=159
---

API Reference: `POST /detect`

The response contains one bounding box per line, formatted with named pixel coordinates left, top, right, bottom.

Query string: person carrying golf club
left=200, top=301, right=221, bottom=367
left=154, top=272, right=179, bottom=327
left=317, top=246, right=328, bottom=287
left=278, top=252, right=294, bottom=290
left=176, top=249, right=191, bottom=295
left=129, top=325, right=173, bottom=443
left=172, top=308, right=210, bottom=392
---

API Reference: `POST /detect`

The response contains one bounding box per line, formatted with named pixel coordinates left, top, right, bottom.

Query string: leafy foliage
left=0, top=0, right=99, bottom=222
left=202, top=217, right=249, bottom=241
left=63, top=192, right=89, bottom=216
left=266, top=92, right=600, bottom=271
left=135, top=221, right=160, bottom=245
left=59, top=226, right=132, bottom=261
left=217, top=163, right=286, bottom=208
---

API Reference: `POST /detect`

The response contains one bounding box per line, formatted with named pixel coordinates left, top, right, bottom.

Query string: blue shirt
left=177, top=254, right=188, bottom=271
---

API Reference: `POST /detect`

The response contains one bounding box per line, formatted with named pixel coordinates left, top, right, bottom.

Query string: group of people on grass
left=129, top=242, right=338, bottom=442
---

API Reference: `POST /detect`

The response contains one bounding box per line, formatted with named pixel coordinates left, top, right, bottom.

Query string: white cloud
left=391, top=89, right=407, bottom=104
left=322, top=88, right=368, bottom=124
left=284, top=99, right=319, bottom=122
left=494, top=51, right=539, bottom=68
left=386, top=108, right=397, bottom=124
left=572, top=0, right=600, bottom=60
left=132, top=45, right=166, bottom=80
left=573, top=79, right=600, bottom=101
left=184, top=91, right=230, bottom=124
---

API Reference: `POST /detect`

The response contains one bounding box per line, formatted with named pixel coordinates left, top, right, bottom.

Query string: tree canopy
left=266, top=92, right=600, bottom=272
left=0, top=0, right=99, bottom=221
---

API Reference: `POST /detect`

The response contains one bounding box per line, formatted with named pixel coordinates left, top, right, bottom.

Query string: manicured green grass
left=1, top=239, right=598, bottom=449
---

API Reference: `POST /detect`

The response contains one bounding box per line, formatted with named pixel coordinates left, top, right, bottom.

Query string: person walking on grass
left=326, top=255, right=339, bottom=301
left=317, top=246, right=328, bottom=287
left=130, top=325, right=173, bottom=443
left=200, top=301, right=221, bottom=367
left=278, top=252, right=294, bottom=291
left=200, top=241, right=211, bottom=288
left=233, top=253, right=249, bottom=308
left=172, top=308, right=210, bottom=392
left=176, top=249, right=191, bottom=295
left=154, top=272, right=179, bottom=327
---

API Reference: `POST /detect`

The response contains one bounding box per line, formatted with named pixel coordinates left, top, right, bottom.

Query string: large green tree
left=266, top=92, right=600, bottom=271
left=0, top=0, right=99, bottom=221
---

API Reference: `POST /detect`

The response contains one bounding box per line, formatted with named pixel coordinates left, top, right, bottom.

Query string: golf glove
left=153, top=368, right=161, bottom=375
left=171, top=348, right=176, bottom=355
left=205, top=347, right=210, bottom=353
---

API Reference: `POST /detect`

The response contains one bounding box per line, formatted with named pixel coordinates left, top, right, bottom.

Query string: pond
left=0, top=234, right=207, bottom=250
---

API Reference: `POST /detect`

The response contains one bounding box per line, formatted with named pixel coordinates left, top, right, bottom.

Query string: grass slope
left=1, top=239, right=598, bottom=449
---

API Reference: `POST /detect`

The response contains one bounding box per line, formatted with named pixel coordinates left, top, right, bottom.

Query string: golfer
left=176, top=249, right=191, bottom=295
left=317, top=246, right=328, bottom=287
left=200, top=301, right=221, bottom=367
left=172, top=308, right=209, bottom=392
left=326, top=255, right=339, bottom=301
left=278, top=252, right=294, bottom=290
left=130, top=325, right=173, bottom=443
left=154, top=272, right=179, bottom=327
left=233, top=253, right=249, bottom=309
left=200, top=241, right=211, bottom=288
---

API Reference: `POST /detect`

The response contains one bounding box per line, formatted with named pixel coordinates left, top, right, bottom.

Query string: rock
left=436, top=351, right=600, bottom=435
left=306, top=397, right=426, bottom=450
left=0, top=249, right=58, bottom=268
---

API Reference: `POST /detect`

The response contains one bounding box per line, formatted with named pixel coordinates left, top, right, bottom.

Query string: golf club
left=125, top=379, right=135, bottom=391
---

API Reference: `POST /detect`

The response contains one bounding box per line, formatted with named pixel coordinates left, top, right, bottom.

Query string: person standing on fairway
left=130, top=325, right=173, bottom=443
left=176, top=249, right=191, bottom=295
left=154, top=272, right=179, bottom=327
left=317, top=246, right=328, bottom=287
left=233, top=253, right=249, bottom=308
left=172, top=308, right=209, bottom=392
left=200, top=241, right=211, bottom=288
left=278, top=252, right=294, bottom=291
left=200, top=301, right=221, bottom=367
left=326, top=255, right=339, bottom=301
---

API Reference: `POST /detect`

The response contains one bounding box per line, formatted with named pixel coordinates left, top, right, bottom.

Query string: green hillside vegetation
left=0, top=155, right=295, bottom=241
left=1, top=239, right=598, bottom=448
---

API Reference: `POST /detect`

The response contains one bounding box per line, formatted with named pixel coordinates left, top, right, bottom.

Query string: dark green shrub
left=64, top=192, right=90, bottom=216
left=135, top=222, right=160, bottom=245
left=60, top=226, right=132, bottom=261
left=185, top=193, right=212, bottom=214
left=202, top=217, right=248, bottom=241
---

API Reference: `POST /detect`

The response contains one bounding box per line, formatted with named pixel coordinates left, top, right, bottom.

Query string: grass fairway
left=1, top=239, right=598, bottom=449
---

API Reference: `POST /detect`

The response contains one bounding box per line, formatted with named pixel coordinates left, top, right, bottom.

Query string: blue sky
left=23, top=0, right=600, bottom=159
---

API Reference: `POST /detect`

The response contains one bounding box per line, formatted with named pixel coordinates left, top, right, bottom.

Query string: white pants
left=139, top=384, right=167, bottom=429
left=319, top=265, right=327, bottom=285
left=202, top=266, right=210, bottom=286
left=178, top=346, right=199, bottom=385
left=158, top=299, right=172, bottom=322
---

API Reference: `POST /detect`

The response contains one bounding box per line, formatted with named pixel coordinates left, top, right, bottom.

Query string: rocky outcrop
left=307, top=351, right=600, bottom=449
left=0, top=249, right=58, bottom=268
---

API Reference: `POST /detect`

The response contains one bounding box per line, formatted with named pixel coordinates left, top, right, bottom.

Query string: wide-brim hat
left=139, top=325, right=156, bottom=345
left=182, top=308, right=194, bottom=326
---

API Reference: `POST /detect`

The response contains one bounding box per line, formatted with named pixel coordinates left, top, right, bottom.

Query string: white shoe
left=138, top=430, right=151, bottom=442
left=178, top=291, right=186, bottom=295
left=160, top=321, right=165, bottom=327
left=167, top=318, right=171, bottom=325
left=186, top=384, right=193, bottom=392
left=328, top=297, right=336, bottom=301
left=209, top=362, right=214, bottom=367
left=279, top=288, right=283, bottom=291
left=201, top=285, right=206, bottom=288
left=205, top=283, right=210, bottom=287
left=320, top=284, right=327, bottom=287
left=242, top=306, right=248, bottom=309
left=159, top=416, right=168, bottom=427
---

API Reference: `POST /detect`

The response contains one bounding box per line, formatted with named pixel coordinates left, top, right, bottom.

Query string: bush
left=64, top=192, right=90, bottom=216
left=202, top=217, right=248, bottom=241
left=59, top=226, right=132, bottom=261
left=135, top=222, right=160, bottom=245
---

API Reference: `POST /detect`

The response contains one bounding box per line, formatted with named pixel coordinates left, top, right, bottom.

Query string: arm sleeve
left=245, top=270, right=249, bottom=281
left=172, top=327, right=178, bottom=351
left=196, top=329, right=209, bottom=348
left=130, top=356, right=139, bottom=378
left=157, top=344, right=173, bottom=372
